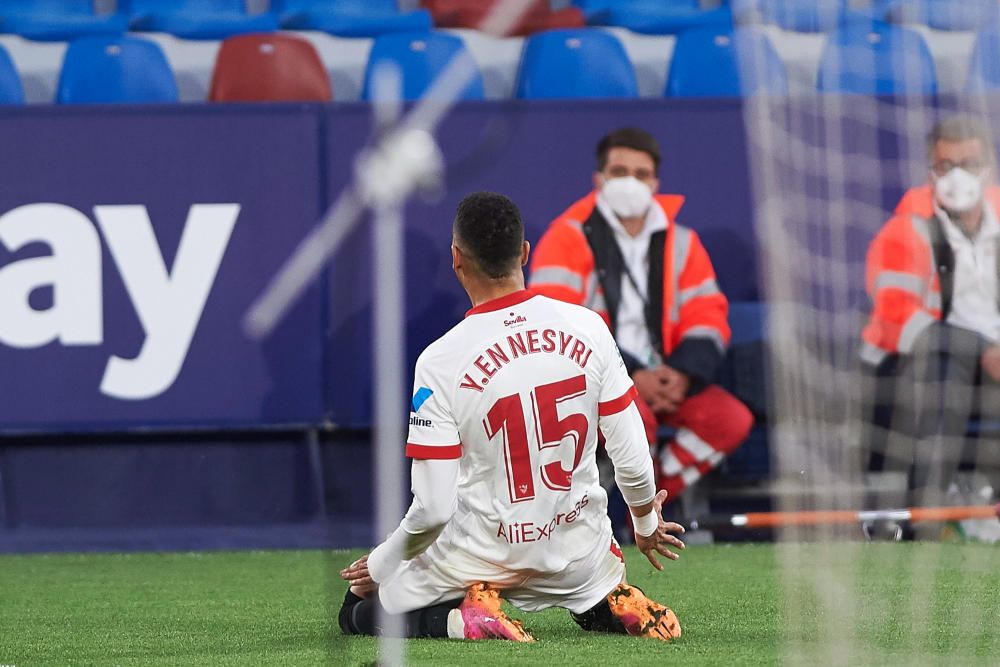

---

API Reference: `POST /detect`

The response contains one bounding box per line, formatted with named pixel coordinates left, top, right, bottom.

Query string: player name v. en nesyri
left=459, top=327, right=595, bottom=392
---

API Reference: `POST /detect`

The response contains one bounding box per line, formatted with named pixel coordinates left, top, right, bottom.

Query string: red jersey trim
left=610, top=539, right=625, bottom=564
left=598, top=385, right=638, bottom=416
left=465, top=289, right=537, bottom=318
left=406, top=443, right=462, bottom=460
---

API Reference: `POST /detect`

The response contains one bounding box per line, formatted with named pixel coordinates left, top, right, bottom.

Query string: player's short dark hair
left=596, top=127, right=661, bottom=172
left=927, top=114, right=996, bottom=164
left=453, top=191, right=524, bottom=280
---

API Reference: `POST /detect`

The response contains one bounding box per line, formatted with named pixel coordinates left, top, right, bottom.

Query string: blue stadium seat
left=276, top=0, right=432, bottom=38
left=816, top=20, right=937, bottom=96
left=515, top=29, right=637, bottom=99
left=864, top=0, right=906, bottom=24
left=57, top=35, right=178, bottom=104
left=878, top=0, right=1000, bottom=32
left=717, top=301, right=770, bottom=479
left=0, top=46, right=24, bottom=104
left=606, top=5, right=733, bottom=35
left=756, top=0, right=849, bottom=33
left=0, top=1, right=127, bottom=42
left=362, top=32, right=483, bottom=102
left=575, top=0, right=731, bottom=34
left=926, top=0, right=1000, bottom=31
left=968, top=30, right=1000, bottom=92
left=572, top=0, right=644, bottom=24
left=125, top=0, right=279, bottom=40
left=665, top=25, right=787, bottom=98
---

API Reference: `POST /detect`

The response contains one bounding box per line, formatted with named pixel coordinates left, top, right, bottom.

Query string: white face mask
left=934, top=167, right=986, bottom=213
left=601, top=176, right=653, bottom=220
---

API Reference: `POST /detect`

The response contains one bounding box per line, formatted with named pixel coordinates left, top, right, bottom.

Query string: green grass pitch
left=1, top=543, right=999, bottom=665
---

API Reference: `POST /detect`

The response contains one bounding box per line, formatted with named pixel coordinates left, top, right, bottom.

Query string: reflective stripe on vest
left=680, top=325, right=726, bottom=354
left=897, top=309, right=936, bottom=353
left=529, top=266, right=584, bottom=292
left=669, top=226, right=693, bottom=323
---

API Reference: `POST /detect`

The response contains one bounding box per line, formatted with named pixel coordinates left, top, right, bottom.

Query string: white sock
left=446, top=608, right=466, bottom=639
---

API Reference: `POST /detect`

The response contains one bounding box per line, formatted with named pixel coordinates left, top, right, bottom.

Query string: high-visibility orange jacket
left=862, top=184, right=1000, bottom=365
left=529, top=191, right=730, bottom=389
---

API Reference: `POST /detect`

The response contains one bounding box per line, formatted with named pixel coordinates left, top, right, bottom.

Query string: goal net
left=743, top=43, right=1000, bottom=665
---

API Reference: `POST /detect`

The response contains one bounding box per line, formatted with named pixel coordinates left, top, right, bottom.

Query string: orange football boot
left=606, top=583, right=682, bottom=641
left=456, top=583, right=535, bottom=642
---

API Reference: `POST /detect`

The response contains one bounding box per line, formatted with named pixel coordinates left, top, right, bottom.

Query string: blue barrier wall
left=0, top=100, right=765, bottom=434
left=0, top=98, right=968, bottom=552
left=0, top=106, right=326, bottom=431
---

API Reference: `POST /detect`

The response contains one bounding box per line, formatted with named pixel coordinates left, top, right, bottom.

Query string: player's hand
left=340, top=554, right=378, bottom=597
left=634, top=490, right=686, bottom=571
left=982, top=345, right=1000, bottom=382
left=633, top=368, right=679, bottom=414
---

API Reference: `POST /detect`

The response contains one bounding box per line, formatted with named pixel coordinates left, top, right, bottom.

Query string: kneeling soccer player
left=339, top=192, right=685, bottom=642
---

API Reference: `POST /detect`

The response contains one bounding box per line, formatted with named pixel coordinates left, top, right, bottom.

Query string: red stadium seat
left=523, top=6, right=586, bottom=34
left=422, top=0, right=584, bottom=36
left=209, top=33, right=331, bottom=102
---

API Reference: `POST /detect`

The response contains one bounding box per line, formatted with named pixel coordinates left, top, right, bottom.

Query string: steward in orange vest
left=525, top=125, right=751, bottom=503
left=862, top=115, right=1000, bottom=537
left=862, top=184, right=1000, bottom=366
left=530, top=191, right=730, bottom=389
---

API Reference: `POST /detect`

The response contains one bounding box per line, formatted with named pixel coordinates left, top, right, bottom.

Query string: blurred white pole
left=372, top=198, right=406, bottom=665
left=368, top=63, right=407, bottom=667
left=243, top=190, right=363, bottom=339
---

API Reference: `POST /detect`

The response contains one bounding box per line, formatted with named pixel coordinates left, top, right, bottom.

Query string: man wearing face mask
left=863, top=115, right=1000, bottom=524
left=529, top=127, right=753, bottom=503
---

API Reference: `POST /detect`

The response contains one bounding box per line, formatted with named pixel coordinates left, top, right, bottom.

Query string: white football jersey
left=406, top=290, right=637, bottom=574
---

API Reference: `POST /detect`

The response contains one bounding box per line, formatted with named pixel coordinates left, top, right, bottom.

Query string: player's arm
left=342, top=347, right=463, bottom=587
left=398, top=458, right=459, bottom=555
left=600, top=401, right=686, bottom=569
left=596, top=321, right=685, bottom=569
left=355, top=458, right=459, bottom=584
left=599, top=398, right=655, bottom=508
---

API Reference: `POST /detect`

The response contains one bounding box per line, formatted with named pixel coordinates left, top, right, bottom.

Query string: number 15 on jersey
left=483, top=374, right=591, bottom=504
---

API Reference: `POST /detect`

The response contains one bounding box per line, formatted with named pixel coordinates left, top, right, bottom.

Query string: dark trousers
left=866, top=325, right=1000, bottom=520
left=338, top=590, right=460, bottom=638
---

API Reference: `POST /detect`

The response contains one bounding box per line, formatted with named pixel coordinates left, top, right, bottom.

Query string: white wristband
left=631, top=509, right=659, bottom=538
